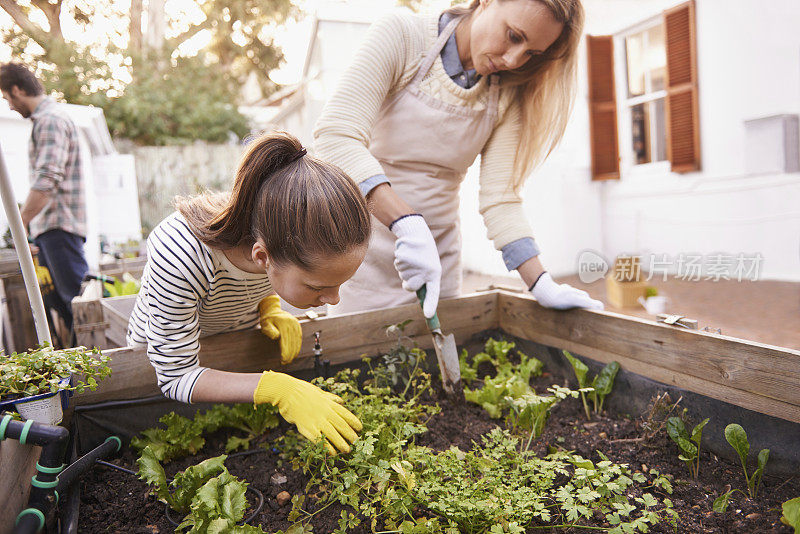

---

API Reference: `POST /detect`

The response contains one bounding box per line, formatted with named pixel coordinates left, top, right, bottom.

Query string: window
left=587, top=1, right=700, bottom=180
left=624, top=23, right=667, bottom=165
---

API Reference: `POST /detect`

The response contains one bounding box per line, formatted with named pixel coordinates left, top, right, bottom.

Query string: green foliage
left=1, top=0, right=297, bottom=145
left=563, top=351, right=620, bottom=419
left=462, top=338, right=543, bottom=418
left=103, top=51, right=250, bottom=145
left=103, top=272, right=141, bottom=297
left=278, top=341, right=674, bottom=534
left=780, top=497, right=800, bottom=533
left=366, top=320, right=428, bottom=399
left=666, top=415, right=709, bottom=478
left=130, top=403, right=280, bottom=461
left=131, top=336, right=676, bottom=533
left=724, top=423, right=769, bottom=499
left=0, top=344, right=111, bottom=398
left=137, top=447, right=260, bottom=532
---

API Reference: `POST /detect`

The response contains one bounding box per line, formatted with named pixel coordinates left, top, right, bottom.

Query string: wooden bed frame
left=74, top=289, right=800, bottom=425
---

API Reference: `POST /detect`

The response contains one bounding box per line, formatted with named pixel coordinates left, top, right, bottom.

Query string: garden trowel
left=417, top=285, right=463, bottom=399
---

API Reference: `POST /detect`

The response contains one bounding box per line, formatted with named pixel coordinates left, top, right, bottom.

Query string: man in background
left=0, top=62, right=87, bottom=338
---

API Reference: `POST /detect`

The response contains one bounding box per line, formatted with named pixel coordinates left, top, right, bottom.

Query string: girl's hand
left=253, top=371, right=362, bottom=454
left=531, top=272, right=604, bottom=311
left=258, top=295, right=302, bottom=363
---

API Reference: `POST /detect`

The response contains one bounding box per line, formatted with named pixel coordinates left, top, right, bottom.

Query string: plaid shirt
left=28, top=97, right=86, bottom=238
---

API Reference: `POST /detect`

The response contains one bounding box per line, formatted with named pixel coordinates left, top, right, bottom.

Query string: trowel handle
left=416, top=285, right=440, bottom=331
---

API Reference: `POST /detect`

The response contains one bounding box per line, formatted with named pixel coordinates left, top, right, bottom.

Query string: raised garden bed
left=76, top=334, right=800, bottom=533
left=8, top=289, right=795, bottom=533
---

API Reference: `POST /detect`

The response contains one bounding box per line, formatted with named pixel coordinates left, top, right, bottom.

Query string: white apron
left=331, top=16, right=500, bottom=315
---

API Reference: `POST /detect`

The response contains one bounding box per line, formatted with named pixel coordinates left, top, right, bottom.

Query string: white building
left=265, top=0, right=800, bottom=282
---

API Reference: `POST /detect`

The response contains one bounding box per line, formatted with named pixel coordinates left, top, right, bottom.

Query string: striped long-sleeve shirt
left=127, top=212, right=273, bottom=403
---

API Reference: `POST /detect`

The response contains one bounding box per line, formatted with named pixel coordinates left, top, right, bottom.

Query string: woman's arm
left=313, top=12, right=420, bottom=200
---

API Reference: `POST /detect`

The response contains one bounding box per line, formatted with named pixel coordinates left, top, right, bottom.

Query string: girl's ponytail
left=177, top=131, right=370, bottom=268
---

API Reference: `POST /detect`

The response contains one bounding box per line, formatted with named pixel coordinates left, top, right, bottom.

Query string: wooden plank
left=0, top=440, right=40, bottom=534
left=74, top=292, right=498, bottom=405
left=497, top=291, right=800, bottom=423
left=72, top=298, right=110, bottom=350
left=100, top=295, right=138, bottom=347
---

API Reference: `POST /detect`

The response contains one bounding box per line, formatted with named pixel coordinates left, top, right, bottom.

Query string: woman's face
left=258, top=245, right=367, bottom=309
left=468, top=0, right=564, bottom=76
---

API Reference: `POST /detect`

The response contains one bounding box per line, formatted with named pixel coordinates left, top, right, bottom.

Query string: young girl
left=314, top=0, right=603, bottom=318
left=127, top=131, right=371, bottom=454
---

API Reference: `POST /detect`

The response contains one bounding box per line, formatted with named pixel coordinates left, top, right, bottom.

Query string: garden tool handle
left=416, top=285, right=440, bottom=331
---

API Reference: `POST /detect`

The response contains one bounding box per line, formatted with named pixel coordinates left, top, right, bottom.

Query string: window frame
left=614, top=14, right=671, bottom=177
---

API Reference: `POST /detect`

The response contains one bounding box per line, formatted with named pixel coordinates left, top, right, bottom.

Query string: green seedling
left=665, top=414, right=708, bottom=478
left=506, top=385, right=582, bottom=451
left=780, top=497, right=800, bottom=533
left=714, top=423, right=770, bottom=512
left=562, top=351, right=619, bottom=419
left=725, top=423, right=769, bottom=499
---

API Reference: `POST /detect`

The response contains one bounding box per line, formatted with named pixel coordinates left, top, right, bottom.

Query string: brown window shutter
left=665, top=0, right=701, bottom=172
left=587, top=35, right=620, bottom=180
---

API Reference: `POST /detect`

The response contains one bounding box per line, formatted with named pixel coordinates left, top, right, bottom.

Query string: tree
left=1, top=0, right=297, bottom=143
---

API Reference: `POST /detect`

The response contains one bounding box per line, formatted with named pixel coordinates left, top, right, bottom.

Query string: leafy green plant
left=713, top=423, right=770, bottom=512
left=507, top=385, right=584, bottom=450
left=199, top=403, right=280, bottom=452
left=131, top=403, right=280, bottom=460
left=780, top=497, right=800, bottom=533
left=0, top=344, right=111, bottom=398
left=725, top=423, right=769, bottom=499
left=562, top=351, right=619, bottom=419
left=666, top=414, right=709, bottom=478
left=462, top=339, right=544, bottom=418
left=366, top=320, right=427, bottom=398
left=103, top=272, right=141, bottom=297
left=137, top=447, right=262, bottom=533
left=131, top=412, right=208, bottom=462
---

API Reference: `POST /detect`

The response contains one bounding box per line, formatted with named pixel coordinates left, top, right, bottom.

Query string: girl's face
left=467, top=0, right=564, bottom=76
left=254, top=244, right=367, bottom=309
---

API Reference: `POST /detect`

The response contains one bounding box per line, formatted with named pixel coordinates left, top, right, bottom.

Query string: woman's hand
left=368, top=184, right=442, bottom=318
left=253, top=371, right=362, bottom=454
left=531, top=272, right=604, bottom=310
left=390, top=214, right=442, bottom=318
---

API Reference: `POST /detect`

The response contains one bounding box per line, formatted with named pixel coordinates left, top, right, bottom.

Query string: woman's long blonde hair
left=447, top=0, right=584, bottom=189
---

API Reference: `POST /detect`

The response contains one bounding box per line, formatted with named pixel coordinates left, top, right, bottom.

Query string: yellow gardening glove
left=35, top=265, right=52, bottom=285
left=258, top=295, right=302, bottom=364
left=35, top=265, right=54, bottom=295
left=253, top=371, right=362, bottom=454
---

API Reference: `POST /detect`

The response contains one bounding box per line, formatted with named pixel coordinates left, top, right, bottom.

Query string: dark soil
left=78, top=371, right=799, bottom=533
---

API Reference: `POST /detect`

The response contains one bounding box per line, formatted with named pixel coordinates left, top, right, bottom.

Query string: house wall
left=460, top=0, right=800, bottom=281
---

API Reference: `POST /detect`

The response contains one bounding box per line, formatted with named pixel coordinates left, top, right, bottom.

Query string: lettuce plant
left=781, top=497, right=800, bottom=533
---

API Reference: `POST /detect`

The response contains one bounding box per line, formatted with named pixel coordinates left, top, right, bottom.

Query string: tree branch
left=0, top=0, right=62, bottom=49
left=166, top=17, right=214, bottom=49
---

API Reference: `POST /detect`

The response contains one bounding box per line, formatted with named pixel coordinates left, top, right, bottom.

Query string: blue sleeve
left=501, top=237, right=541, bottom=271
left=359, top=174, right=390, bottom=196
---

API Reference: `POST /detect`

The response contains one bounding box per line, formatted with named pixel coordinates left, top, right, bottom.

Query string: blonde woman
left=314, top=0, right=603, bottom=317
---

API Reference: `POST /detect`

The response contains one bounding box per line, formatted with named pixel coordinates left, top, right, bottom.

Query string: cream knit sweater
left=313, top=10, right=534, bottom=251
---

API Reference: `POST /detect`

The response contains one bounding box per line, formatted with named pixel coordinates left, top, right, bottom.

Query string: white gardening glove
left=531, top=272, right=604, bottom=310
left=390, top=214, right=442, bottom=319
